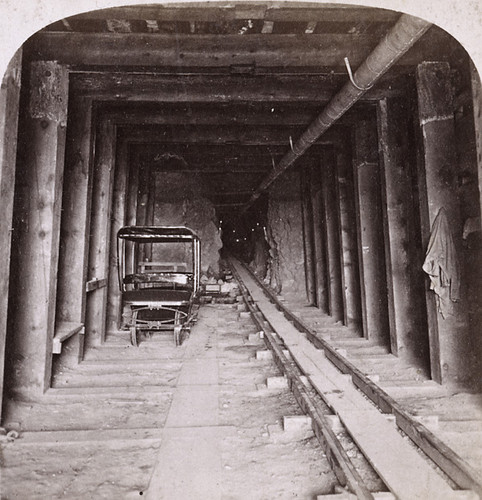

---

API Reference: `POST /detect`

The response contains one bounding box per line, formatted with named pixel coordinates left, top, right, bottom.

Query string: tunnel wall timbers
left=1, top=23, right=482, bottom=407
left=415, top=61, right=475, bottom=387
left=377, top=97, right=430, bottom=370
left=0, top=50, right=22, bottom=417
left=7, top=61, right=69, bottom=398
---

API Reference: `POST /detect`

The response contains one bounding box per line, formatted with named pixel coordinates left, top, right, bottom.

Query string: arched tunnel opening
left=1, top=3, right=482, bottom=498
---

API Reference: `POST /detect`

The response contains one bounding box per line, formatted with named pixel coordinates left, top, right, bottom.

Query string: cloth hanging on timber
left=422, top=207, right=461, bottom=318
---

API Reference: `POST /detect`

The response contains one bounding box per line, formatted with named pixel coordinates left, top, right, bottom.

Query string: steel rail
left=230, top=260, right=378, bottom=499
left=236, top=258, right=482, bottom=498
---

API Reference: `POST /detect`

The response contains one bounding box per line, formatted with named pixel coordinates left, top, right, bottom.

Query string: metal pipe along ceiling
left=243, top=13, right=432, bottom=211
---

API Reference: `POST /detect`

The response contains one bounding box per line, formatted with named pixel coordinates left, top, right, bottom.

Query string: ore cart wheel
left=174, top=309, right=182, bottom=346
left=130, top=326, right=138, bottom=347
left=174, top=326, right=182, bottom=346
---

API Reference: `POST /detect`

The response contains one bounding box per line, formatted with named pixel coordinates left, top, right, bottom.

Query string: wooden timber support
left=310, top=159, right=329, bottom=314
left=105, top=137, right=129, bottom=334
left=334, top=138, right=363, bottom=332
left=144, top=166, right=156, bottom=262
left=377, top=97, right=430, bottom=370
left=52, top=323, right=84, bottom=355
left=301, top=164, right=317, bottom=306
left=472, top=63, right=482, bottom=227
left=416, top=62, right=472, bottom=386
left=470, top=63, right=482, bottom=387
left=56, top=96, right=94, bottom=364
left=0, top=49, right=22, bottom=416
left=126, top=148, right=140, bottom=226
left=9, top=61, right=69, bottom=396
left=119, top=124, right=339, bottom=146
left=321, top=148, right=344, bottom=322
left=135, top=164, right=150, bottom=264
left=85, top=118, right=116, bottom=347
left=69, top=73, right=403, bottom=103
left=28, top=31, right=438, bottom=72
left=85, top=278, right=107, bottom=292
left=353, top=120, right=389, bottom=345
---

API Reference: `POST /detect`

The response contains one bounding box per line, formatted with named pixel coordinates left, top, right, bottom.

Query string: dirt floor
left=1, top=302, right=337, bottom=499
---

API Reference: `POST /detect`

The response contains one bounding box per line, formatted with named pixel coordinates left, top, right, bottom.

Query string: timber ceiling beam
left=118, top=125, right=340, bottom=146
left=98, top=102, right=376, bottom=127
left=67, top=6, right=399, bottom=23
left=29, top=33, right=378, bottom=68
left=135, top=143, right=321, bottom=158
left=72, top=73, right=399, bottom=102
left=27, top=30, right=450, bottom=70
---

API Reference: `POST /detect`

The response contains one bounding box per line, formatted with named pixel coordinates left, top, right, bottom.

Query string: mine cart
left=117, top=226, right=200, bottom=346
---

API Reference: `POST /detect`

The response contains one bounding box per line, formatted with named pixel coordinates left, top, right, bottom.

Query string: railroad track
left=229, top=257, right=481, bottom=500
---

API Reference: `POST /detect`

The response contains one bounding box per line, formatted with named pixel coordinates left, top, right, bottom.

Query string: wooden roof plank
left=67, top=6, right=398, bottom=23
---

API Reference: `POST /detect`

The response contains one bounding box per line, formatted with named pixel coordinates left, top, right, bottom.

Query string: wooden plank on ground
left=233, top=259, right=469, bottom=500
left=338, top=409, right=476, bottom=500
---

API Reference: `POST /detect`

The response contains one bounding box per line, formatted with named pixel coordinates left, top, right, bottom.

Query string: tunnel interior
left=1, top=2, right=482, bottom=414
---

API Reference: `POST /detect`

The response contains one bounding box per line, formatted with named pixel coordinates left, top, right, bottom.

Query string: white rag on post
left=422, top=207, right=461, bottom=318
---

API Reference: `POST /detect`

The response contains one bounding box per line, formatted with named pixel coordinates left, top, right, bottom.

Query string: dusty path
left=2, top=302, right=336, bottom=499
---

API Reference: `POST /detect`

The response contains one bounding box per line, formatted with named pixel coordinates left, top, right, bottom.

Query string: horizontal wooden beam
left=136, top=145, right=324, bottom=172
left=120, top=124, right=339, bottom=146
left=68, top=6, right=399, bottom=23
left=85, top=277, right=107, bottom=292
left=152, top=166, right=271, bottom=174
left=137, top=143, right=313, bottom=157
left=99, top=102, right=376, bottom=127
left=71, top=72, right=404, bottom=103
left=28, top=30, right=450, bottom=71
left=53, top=322, right=84, bottom=354
left=28, top=33, right=375, bottom=69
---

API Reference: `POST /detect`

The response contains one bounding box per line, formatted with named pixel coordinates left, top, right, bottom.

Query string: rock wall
left=153, top=172, right=222, bottom=277
left=267, top=169, right=306, bottom=297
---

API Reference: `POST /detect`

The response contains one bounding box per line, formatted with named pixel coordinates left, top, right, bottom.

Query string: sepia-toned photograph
left=0, top=1, right=481, bottom=498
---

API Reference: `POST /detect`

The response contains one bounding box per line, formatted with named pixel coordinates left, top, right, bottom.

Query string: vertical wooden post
left=85, top=118, right=116, bottom=347
left=310, top=159, right=329, bottom=313
left=335, top=138, right=362, bottom=332
left=144, top=167, right=156, bottom=261
left=136, top=165, right=150, bottom=225
left=0, top=50, right=22, bottom=413
left=9, top=61, right=69, bottom=396
left=126, top=149, right=140, bottom=225
left=472, top=63, right=482, bottom=221
left=301, top=165, right=317, bottom=305
left=105, top=137, right=128, bottom=334
left=416, top=62, right=471, bottom=385
left=56, top=97, right=94, bottom=323
left=470, top=61, right=482, bottom=387
left=353, top=120, right=389, bottom=345
left=321, top=147, right=344, bottom=322
left=136, top=163, right=150, bottom=263
left=55, top=96, right=94, bottom=362
left=377, top=98, right=430, bottom=369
